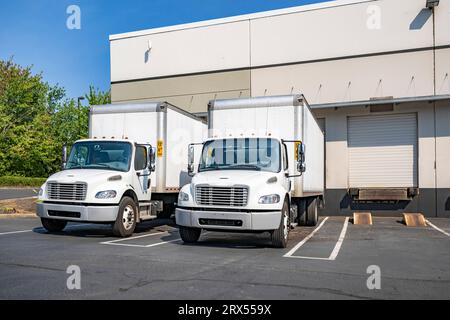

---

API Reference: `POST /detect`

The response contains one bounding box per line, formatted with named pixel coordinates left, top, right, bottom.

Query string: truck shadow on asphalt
left=31, top=219, right=177, bottom=239
left=180, top=231, right=276, bottom=249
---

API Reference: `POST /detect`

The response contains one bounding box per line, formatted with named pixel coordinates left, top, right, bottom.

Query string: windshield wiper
left=221, top=164, right=261, bottom=171
left=90, top=163, right=110, bottom=168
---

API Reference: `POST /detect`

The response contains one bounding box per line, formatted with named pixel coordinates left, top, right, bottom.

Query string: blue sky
left=0, top=0, right=327, bottom=100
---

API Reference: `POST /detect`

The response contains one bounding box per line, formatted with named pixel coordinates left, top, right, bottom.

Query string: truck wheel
left=306, top=197, right=319, bottom=226
left=112, top=196, right=137, bottom=237
left=297, top=200, right=307, bottom=226
left=41, top=218, right=67, bottom=232
left=271, top=199, right=290, bottom=248
left=179, top=226, right=201, bottom=243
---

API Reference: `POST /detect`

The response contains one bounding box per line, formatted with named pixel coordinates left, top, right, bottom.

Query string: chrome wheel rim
left=283, top=207, right=289, bottom=240
left=122, top=205, right=135, bottom=230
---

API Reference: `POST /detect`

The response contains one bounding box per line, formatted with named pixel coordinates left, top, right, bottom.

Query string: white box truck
left=175, top=95, right=324, bottom=247
left=37, top=102, right=206, bottom=237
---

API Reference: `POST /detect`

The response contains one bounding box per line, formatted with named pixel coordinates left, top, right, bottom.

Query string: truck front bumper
left=175, top=207, right=281, bottom=231
left=36, top=202, right=119, bottom=222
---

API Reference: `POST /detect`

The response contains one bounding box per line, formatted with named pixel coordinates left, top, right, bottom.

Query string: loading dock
left=108, top=0, right=450, bottom=218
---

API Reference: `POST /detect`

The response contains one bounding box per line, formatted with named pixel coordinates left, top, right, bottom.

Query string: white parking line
left=0, top=229, right=32, bottom=236
left=100, top=230, right=182, bottom=248
left=144, top=238, right=182, bottom=247
left=283, top=217, right=329, bottom=258
left=101, top=228, right=205, bottom=248
left=100, top=231, right=168, bottom=245
left=426, top=220, right=450, bottom=238
left=284, top=217, right=350, bottom=261
left=0, top=223, right=92, bottom=236
left=328, top=217, right=350, bottom=260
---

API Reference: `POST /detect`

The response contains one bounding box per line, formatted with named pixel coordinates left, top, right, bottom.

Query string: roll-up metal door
left=348, top=113, right=417, bottom=188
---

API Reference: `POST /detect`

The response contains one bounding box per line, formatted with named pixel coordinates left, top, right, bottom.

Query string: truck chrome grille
left=47, top=182, right=87, bottom=201
left=195, top=185, right=248, bottom=207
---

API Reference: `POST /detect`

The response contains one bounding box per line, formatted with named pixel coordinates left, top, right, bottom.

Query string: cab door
left=282, top=142, right=291, bottom=193
left=133, top=145, right=151, bottom=201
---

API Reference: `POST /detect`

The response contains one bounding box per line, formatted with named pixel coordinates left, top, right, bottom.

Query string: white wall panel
left=250, top=0, right=432, bottom=66
left=111, top=21, right=250, bottom=82
left=435, top=0, right=450, bottom=46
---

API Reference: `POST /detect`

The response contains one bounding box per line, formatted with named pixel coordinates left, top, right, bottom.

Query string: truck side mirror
left=148, top=147, right=156, bottom=172
left=297, top=143, right=306, bottom=173
left=62, top=145, right=68, bottom=169
left=188, top=144, right=195, bottom=176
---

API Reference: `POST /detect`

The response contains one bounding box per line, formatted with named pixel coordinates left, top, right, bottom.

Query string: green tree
left=85, top=85, right=111, bottom=106
left=0, top=58, right=111, bottom=178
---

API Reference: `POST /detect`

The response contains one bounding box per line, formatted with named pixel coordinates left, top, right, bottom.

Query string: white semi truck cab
left=175, top=95, right=324, bottom=248
left=37, top=102, right=206, bottom=237
left=37, top=139, right=158, bottom=236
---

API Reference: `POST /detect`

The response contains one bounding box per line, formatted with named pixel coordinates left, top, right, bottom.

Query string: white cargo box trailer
left=90, top=102, right=207, bottom=195
left=207, top=94, right=325, bottom=198
left=176, top=94, right=324, bottom=247
left=37, top=102, right=206, bottom=237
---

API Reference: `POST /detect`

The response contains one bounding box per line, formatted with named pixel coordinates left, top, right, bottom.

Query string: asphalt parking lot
left=0, top=188, right=38, bottom=200
left=0, top=215, right=449, bottom=299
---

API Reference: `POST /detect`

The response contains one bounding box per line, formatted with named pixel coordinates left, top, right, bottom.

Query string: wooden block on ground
left=402, top=213, right=426, bottom=227
left=353, top=212, right=372, bottom=225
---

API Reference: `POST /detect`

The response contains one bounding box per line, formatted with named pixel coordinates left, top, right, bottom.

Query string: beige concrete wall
left=110, top=0, right=447, bottom=108
left=436, top=100, right=450, bottom=189
left=117, top=90, right=251, bottom=114
left=111, top=69, right=251, bottom=113
left=251, top=51, right=434, bottom=104
left=313, top=101, right=439, bottom=190
left=436, top=48, right=450, bottom=95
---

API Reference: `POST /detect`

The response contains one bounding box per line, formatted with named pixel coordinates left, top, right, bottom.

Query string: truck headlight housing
left=178, top=191, right=189, bottom=202
left=95, top=190, right=117, bottom=199
left=258, top=194, right=280, bottom=204
left=38, top=187, right=44, bottom=197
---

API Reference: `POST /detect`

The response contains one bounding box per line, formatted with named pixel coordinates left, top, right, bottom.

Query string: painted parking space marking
left=100, top=230, right=182, bottom=248
left=284, top=217, right=350, bottom=261
left=426, top=220, right=450, bottom=238
left=328, top=217, right=350, bottom=260
left=0, top=229, right=33, bottom=236
left=0, top=223, right=92, bottom=236
left=283, top=217, right=329, bottom=258
left=100, top=231, right=168, bottom=245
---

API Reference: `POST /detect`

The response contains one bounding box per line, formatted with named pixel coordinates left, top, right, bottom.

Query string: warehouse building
left=109, top=0, right=450, bottom=217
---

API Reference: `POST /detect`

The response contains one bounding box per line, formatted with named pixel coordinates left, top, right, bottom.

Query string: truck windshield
left=199, top=138, right=281, bottom=173
left=65, top=141, right=132, bottom=172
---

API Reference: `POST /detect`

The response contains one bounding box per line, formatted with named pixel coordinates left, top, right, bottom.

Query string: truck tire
left=297, top=199, right=307, bottom=226
left=112, top=196, right=137, bottom=237
left=271, top=199, right=290, bottom=248
left=41, top=218, right=67, bottom=232
left=306, top=197, right=319, bottom=226
left=179, top=226, right=201, bottom=243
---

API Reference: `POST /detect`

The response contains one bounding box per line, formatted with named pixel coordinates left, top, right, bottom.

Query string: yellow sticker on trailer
left=157, top=140, right=164, bottom=158
left=294, top=141, right=301, bottom=161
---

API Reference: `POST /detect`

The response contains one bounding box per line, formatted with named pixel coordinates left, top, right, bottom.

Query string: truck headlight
left=178, top=191, right=189, bottom=202
left=95, top=190, right=117, bottom=199
left=38, top=188, right=44, bottom=197
left=258, top=194, right=280, bottom=204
